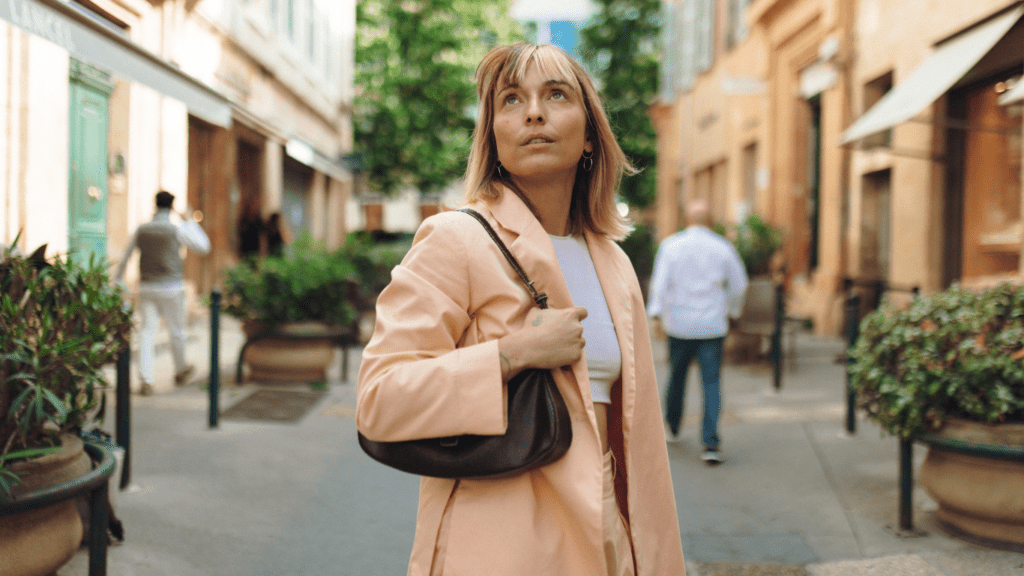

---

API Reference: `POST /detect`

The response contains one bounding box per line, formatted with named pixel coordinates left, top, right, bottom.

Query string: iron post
left=209, top=290, right=220, bottom=429
left=772, top=282, right=784, bottom=391
left=115, top=344, right=131, bottom=490
left=899, top=437, right=914, bottom=531
left=845, top=291, right=861, bottom=434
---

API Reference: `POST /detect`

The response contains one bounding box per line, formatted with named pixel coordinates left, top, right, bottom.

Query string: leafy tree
left=355, top=0, right=522, bottom=196
left=579, top=0, right=661, bottom=210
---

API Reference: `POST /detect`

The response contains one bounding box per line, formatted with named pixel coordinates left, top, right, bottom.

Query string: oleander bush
left=849, top=282, right=1024, bottom=438
left=0, top=243, right=132, bottom=498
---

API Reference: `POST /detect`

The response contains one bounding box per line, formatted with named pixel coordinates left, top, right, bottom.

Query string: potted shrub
left=849, top=282, right=1024, bottom=546
left=0, top=242, right=132, bottom=575
left=337, top=230, right=412, bottom=344
left=733, top=214, right=784, bottom=279
left=222, top=235, right=359, bottom=383
left=724, top=215, right=785, bottom=361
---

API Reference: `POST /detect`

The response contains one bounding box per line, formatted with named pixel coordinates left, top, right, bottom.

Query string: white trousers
left=138, top=286, right=188, bottom=385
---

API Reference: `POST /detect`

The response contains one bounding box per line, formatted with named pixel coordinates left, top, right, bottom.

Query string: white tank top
left=549, top=234, right=622, bottom=404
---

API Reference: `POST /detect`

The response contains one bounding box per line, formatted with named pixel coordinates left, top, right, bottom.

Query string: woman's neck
left=512, top=173, right=574, bottom=236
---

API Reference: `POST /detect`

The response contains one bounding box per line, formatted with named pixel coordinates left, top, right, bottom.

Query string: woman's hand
left=497, top=306, right=587, bottom=381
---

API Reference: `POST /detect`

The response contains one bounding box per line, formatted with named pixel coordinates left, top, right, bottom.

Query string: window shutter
left=660, top=3, right=678, bottom=102
left=696, top=0, right=715, bottom=72
left=679, top=0, right=697, bottom=91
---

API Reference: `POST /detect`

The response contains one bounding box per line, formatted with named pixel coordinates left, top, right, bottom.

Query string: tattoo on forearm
left=532, top=316, right=543, bottom=327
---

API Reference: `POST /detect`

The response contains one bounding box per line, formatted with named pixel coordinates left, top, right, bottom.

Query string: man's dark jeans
left=666, top=336, right=724, bottom=448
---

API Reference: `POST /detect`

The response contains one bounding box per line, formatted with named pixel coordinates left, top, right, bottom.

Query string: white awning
left=841, top=6, right=1024, bottom=145
left=999, top=79, right=1024, bottom=105
left=0, top=0, right=232, bottom=128
left=286, top=139, right=351, bottom=182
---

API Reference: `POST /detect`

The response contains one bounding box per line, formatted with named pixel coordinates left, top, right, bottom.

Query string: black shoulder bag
left=357, top=208, right=573, bottom=479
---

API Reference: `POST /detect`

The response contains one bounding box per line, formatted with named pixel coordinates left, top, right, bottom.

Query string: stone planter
left=242, top=321, right=339, bottom=383
left=919, top=418, right=1024, bottom=547
left=0, top=434, right=92, bottom=576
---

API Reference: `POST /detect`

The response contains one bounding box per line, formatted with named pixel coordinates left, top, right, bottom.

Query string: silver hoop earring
left=582, top=150, right=594, bottom=172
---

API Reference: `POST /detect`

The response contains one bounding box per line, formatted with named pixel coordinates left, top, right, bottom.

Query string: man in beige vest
left=114, top=191, right=210, bottom=395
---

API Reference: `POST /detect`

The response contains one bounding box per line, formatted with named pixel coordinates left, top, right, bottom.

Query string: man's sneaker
left=665, top=422, right=682, bottom=443
left=174, top=365, right=195, bottom=386
left=701, top=447, right=724, bottom=465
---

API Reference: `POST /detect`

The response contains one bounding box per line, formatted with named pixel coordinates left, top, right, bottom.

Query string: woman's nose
left=525, top=99, right=544, bottom=124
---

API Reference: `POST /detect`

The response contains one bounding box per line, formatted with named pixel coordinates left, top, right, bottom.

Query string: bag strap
left=459, top=208, right=549, bottom=310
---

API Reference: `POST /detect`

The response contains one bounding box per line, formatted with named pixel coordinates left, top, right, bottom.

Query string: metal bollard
left=772, top=283, right=784, bottom=391
left=898, top=286, right=921, bottom=533
left=209, top=290, right=221, bottom=429
left=899, top=437, right=914, bottom=531
left=88, top=480, right=110, bottom=576
left=115, top=344, right=131, bottom=490
left=844, top=291, right=861, bottom=434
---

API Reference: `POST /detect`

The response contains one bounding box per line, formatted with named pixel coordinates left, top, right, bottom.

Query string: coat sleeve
left=356, top=212, right=507, bottom=442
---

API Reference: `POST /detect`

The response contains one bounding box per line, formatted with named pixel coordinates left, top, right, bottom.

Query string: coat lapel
left=475, top=191, right=639, bottom=434
left=480, top=190, right=589, bottom=401
left=585, top=231, right=637, bottom=423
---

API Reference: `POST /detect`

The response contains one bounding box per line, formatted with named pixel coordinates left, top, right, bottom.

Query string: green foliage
left=733, top=214, right=784, bottom=276
left=222, top=236, right=359, bottom=328
left=355, top=0, right=523, bottom=196
left=579, top=0, right=661, bottom=209
left=0, top=246, right=132, bottom=498
left=849, top=283, right=1024, bottom=439
left=338, top=231, right=413, bottom=312
left=617, top=222, right=656, bottom=283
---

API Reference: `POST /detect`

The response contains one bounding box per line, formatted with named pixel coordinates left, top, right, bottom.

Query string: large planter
left=242, top=321, right=339, bottom=383
left=729, top=277, right=776, bottom=362
left=919, top=418, right=1024, bottom=547
left=0, top=434, right=92, bottom=576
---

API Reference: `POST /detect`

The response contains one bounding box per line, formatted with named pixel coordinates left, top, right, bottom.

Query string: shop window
left=806, top=96, right=822, bottom=272
left=958, top=74, right=1022, bottom=281
left=283, top=157, right=313, bottom=238
left=742, top=142, right=757, bottom=213
left=693, top=160, right=728, bottom=225
left=863, top=71, right=893, bottom=149
left=861, top=169, right=892, bottom=279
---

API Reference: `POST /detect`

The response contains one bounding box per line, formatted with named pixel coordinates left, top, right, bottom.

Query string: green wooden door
left=68, top=60, right=114, bottom=262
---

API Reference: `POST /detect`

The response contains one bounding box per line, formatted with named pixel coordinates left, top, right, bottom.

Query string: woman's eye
left=503, top=93, right=519, bottom=105
left=551, top=90, right=566, bottom=100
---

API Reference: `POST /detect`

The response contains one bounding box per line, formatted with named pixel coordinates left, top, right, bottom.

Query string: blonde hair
left=464, top=44, right=636, bottom=241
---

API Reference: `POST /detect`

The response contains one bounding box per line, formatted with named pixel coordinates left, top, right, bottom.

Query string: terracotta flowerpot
left=919, top=418, right=1024, bottom=546
left=0, top=434, right=92, bottom=576
left=242, top=321, right=337, bottom=383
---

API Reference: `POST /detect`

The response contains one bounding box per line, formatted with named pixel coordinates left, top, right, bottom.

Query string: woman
left=357, top=44, right=685, bottom=576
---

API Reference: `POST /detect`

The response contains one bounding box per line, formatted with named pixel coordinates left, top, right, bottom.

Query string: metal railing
left=841, top=278, right=920, bottom=532
left=0, top=442, right=116, bottom=576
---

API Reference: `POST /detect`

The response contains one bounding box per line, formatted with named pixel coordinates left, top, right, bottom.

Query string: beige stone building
left=655, top=0, right=1024, bottom=335
left=0, top=0, right=355, bottom=303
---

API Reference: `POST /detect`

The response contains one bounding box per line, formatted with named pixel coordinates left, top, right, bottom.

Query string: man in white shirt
left=114, top=191, right=211, bottom=395
left=647, top=200, right=748, bottom=464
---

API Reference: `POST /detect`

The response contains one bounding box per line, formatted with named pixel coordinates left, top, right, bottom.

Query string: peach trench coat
left=357, top=190, right=686, bottom=576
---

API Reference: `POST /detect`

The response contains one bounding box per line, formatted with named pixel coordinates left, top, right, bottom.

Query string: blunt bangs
left=465, top=44, right=635, bottom=241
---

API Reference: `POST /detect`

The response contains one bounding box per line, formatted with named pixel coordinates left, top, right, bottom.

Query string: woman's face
left=492, top=63, right=590, bottom=183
